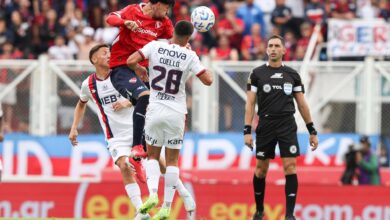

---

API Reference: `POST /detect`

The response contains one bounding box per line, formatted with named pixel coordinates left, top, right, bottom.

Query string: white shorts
left=145, top=104, right=185, bottom=149
left=108, top=145, right=132, bottom=163
left=107, top=135, right=133, bottom=163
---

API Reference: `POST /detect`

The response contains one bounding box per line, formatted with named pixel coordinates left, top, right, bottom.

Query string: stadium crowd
left=0, top=0, right=389, bottom=61
left=0, top=0, right=390, bottom=133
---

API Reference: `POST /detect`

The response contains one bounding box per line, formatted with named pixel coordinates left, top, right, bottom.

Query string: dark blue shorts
left=110, top=66, right=149, bottom=101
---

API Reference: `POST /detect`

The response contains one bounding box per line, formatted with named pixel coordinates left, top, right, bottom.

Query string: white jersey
left=80, top=73, right=133, bottom=146
left=139, top=40, right=206, bottom=114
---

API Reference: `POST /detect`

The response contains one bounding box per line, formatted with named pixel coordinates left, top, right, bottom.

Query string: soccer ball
left=191, top=6, right=215, bottom=32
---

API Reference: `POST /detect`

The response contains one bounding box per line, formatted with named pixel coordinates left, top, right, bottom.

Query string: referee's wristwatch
left=306, top=122, right=318, bottom=135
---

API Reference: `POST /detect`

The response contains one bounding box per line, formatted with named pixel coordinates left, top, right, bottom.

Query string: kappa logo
left=111, top=149, right=118, bottom=157
left=257, top=151, right=265, bottom=157
left=289, top=145, right=297, bottom=154
left=271, top=73, right=283, bottom=78
left=129, top=77, right=137, bottom=84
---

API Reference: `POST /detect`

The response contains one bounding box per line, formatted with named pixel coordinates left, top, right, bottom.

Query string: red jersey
left=107, top=3, right=174, bottom=68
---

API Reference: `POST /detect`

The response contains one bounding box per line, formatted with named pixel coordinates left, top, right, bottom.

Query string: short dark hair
left=174, top=20, right=194, bottom=37
left=267, top=35, right=285, bottom=47
left=150, top=0, right=175, bottom=6
left=89, top=44, right=109, bottom=64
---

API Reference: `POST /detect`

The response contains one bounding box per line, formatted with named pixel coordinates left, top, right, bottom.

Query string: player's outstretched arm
left=198, top=70, right=213, bottom=86
left=293, top=92, right=319, bottom=150
left=69, top=100, right=87, bottom=146
left=127, top=51, right=148, bottom=81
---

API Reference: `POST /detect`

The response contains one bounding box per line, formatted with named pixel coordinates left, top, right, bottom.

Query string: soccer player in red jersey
left=105, top=0, right=175, bottom=166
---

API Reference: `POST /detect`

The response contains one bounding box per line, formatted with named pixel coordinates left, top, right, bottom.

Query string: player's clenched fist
left=124, top=20, right=138, bottom=31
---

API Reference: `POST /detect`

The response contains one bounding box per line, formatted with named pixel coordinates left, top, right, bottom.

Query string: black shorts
left=255, top=115, right=299, bottom=160
left=110, top=66, right=149, bottom=100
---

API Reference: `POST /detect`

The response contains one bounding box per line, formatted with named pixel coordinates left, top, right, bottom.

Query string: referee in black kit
left=244, top=35, right=319, bottom=220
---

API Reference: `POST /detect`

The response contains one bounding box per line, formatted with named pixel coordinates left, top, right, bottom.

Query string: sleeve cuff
left=196, top=69, right=206, bottom=77
left=138, top=50, right=145, bottom=60
left=79, top=98, right=88, bottom=103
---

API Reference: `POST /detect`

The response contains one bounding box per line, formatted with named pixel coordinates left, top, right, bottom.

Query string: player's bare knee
left=283, top=161, right=296, bottom=174
left=255, top=164, right=268, bottom=178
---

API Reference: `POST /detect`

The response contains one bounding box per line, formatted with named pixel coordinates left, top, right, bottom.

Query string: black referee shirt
left=247, top=63, right=304, bottom=118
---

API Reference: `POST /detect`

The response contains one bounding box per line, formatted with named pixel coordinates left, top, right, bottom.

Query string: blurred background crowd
left=1, top=0, right=390, bottom=134
left=0, top=0, right=389, bottom=62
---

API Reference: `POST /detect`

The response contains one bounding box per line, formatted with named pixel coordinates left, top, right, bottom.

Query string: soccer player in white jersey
left=69, top=44, right=149, bottom=220
left=127, top=20, right=213, bottom=219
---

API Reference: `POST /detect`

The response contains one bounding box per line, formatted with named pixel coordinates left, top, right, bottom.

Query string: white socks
left=125, top=183, right=142, bottom=211
left=146, top=159, right=161, bottom=195
left=163, top=166, right=179, bottom=208
left=176, top=178, right=190, bottom=197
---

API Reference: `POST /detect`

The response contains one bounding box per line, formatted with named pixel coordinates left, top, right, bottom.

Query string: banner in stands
left=327, top=18, right=390, bottom=57
left=0, top=182, right=389, bottom=220
left=0, top=133, right=379, bottom=178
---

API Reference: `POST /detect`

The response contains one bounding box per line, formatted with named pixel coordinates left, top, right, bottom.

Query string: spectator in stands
left=330, top=0, right=357, bottom=19
left=39, top=9, right=65, bottom=54
left=304, top=0, right=327, bottom=25
left=356, top=135, right=381, bottom=185
left=356, top=0, right=378, bottom=19
left=191, top=33, right=209, bottom=57
left=77, top=27, right=98, bottom=60
left=10, top=10, right=32, bottom=58
left=283, top=29, right=297, bottom=61
left=94, top=15, right=119, bottom=44
left=378, top=0, right=390, bottom=21
left=236, top=0, right=266, bottom=38
left=0, top=42, right=22, bottom=132
left=0, top=17, right=14, bottom=47
left=217, top=2, right=245, bottom=50
left=48, top=35, right=73, bottom=60
left=271, top=0, right=293, bottom=36
left=173, top=1, right=191, bottom=22
left=240, top=23, right=265, bottom=61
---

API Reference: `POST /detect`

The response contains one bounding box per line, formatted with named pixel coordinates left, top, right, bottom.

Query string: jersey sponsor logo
left=145, top=134, right=158, bottom=145
left=167, top=139, right=183, bottom=145
left=270, top=73, right=284, bottom=78
left=156, top=91, right=175, bottom=100
left=272, top=85, right=282, bottom=90
left=102, top=84, right=108, bottom=90
left=155, top=21, right=162, bottom=29
left=284, top=83, right=293, bottom=95
left=100, top=95, right=119, bottom=105
left=129, top=77, right=137, bottom=84
left=263, top=84, right=271, bottom=93
left=134, top=28, right=157, bottom=37
left=158, top=48, right=187, bottom=60
left=289, top=145, right=297, bottom=154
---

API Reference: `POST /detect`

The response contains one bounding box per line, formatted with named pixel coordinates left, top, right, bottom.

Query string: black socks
left=285, top=174, right=298, bottom=216
left=133, top=95, right=149, bottom=146
left=253, top=174, right=266, bottom=213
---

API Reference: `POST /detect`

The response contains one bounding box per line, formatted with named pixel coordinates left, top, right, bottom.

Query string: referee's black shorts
left=255, top=115, right=300, bottom=160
